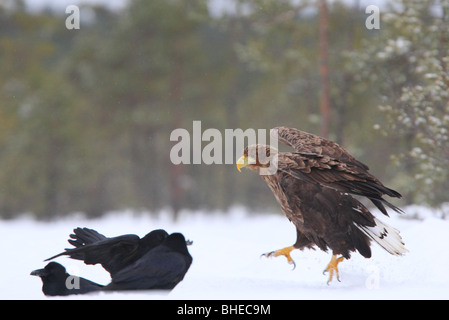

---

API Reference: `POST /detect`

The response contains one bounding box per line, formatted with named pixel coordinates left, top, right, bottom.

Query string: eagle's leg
left=323, top=254, right=344, bottom=284
left=261, top=229, right=314, bottom=270
left=261, top=246, right=296, bottom=269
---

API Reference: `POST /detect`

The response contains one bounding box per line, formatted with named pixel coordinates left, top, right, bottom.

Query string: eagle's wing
left=277, top=152, right=403, bottom=216
left=272, top=126, right=369, bottom=170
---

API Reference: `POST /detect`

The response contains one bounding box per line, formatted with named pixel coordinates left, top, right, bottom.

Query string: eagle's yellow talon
left=261, top=246, right=296, bottom=270
left=323, top=254, right=344, bottom=284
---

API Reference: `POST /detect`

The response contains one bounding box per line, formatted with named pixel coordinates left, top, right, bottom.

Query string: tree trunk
left=318, top=0, right=331, bottom=138
left=169, top=55, right=184, bottom=221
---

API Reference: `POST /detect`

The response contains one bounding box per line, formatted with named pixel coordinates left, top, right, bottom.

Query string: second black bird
left=31, top=262, right=103, bottom=296
left=104, top=232, right=193, bottom=291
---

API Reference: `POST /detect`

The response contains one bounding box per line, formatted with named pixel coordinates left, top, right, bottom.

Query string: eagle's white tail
left=357, top=218, right=408, bottom=256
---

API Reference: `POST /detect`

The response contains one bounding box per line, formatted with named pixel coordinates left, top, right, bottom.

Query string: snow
left=1, top=205, right=449, bottom=300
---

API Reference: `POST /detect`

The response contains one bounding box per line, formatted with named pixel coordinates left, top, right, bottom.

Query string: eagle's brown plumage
left=237, top=126, right=407, bottom=283
left=273, top=126, right=403, bottom=216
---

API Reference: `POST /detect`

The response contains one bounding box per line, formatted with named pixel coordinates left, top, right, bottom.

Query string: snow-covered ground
left=1, top=205, right=448, bottom=300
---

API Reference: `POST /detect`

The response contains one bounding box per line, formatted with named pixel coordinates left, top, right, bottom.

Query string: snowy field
left=1, top=205, right=448, bottom=300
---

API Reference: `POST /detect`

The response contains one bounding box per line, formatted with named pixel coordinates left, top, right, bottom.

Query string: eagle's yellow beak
left=236, top=155, right=248, bottom=172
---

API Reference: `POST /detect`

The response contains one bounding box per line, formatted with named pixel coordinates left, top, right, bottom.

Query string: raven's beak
left=186, top=240, right=193, bottom=246
left=30, top=268, right=47, bottom=277
left=236, top=155, right=248, bottom=172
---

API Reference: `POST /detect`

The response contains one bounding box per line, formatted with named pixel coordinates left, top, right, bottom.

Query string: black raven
left=104, top=233, right=193, bottom=291
left=67, top=227, right=107, bottom=247
left=31, top=262, right=103, bottom=296
left=45, top=228, right=169, bottom=277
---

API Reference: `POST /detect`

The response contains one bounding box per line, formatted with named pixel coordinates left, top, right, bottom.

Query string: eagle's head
left=236, top=144, right=278, bottom=175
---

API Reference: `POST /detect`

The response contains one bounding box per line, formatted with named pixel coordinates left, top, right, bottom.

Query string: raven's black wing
left=46, top=234, right=141, bottom=277
left=68, top=227, right=107, bottom=248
